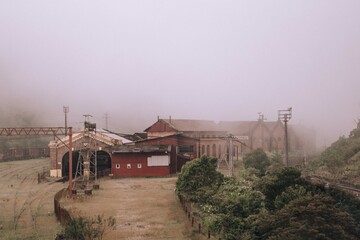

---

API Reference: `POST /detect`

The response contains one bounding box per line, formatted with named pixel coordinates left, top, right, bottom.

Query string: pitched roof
left=218, top=120, right=284, bottom=135
left=161, top=119, right=220, bottom=132
left=48, top=129, right=132, bottom=148
left=145, top=118, right=286, bottom=136
left=112, top=144, right=170, bottom=154
left=218, top=121, right=258, bottom=135
left=135, top=133, right=198, bottom=143
left=97, top=129, right=133, bottom=144
left=263, top=121, right=283, bottom=132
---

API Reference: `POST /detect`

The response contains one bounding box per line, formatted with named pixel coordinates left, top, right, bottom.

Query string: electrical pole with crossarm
left=278, top=107, right=292, bottom=167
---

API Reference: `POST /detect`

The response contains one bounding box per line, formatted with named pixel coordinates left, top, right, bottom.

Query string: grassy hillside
left=308, top=122, right=360, bottom=186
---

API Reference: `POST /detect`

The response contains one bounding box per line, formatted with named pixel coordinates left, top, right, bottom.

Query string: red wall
left=112, top=152, right=170, bottom=177
left=136, top=135, right=198, bottom=173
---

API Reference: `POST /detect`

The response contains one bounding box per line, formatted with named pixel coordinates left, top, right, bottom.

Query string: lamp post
left=278, top=108, right=292, bottom=167
left=63, top=106, right=69, bottom=136
left=68, top=127, right=73, bottom=198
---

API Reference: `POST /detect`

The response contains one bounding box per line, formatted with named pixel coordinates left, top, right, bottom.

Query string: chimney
left=169, top=115, right=171, bottom=123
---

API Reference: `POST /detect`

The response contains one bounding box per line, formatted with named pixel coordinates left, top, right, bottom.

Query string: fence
left=178, top=195, right=216, bottom=240
left=54, top=188, right=72, bottom=224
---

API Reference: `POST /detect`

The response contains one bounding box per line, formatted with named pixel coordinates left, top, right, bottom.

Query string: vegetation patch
left=177, top=152, right=360, bottom=240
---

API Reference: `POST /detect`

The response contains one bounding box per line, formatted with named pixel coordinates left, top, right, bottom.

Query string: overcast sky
left=1, top=1, right=360, bottom=147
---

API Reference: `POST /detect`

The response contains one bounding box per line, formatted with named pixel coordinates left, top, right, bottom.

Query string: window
left=206, top=145, right=210, bottom=156
left=179, top=145, right=194, bottom=153
left=212, top=144, right=216, bottom=157
left=115, top=164, right=120, bottom=169
left=201, top=145, right=205, bottom=155
left=137, top=163, right=142, bottom=168
left=127, top=164, right=131, bottom=169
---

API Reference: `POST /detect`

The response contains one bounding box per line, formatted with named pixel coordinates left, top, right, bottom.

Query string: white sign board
left=147, top=155, right=170, bottom=166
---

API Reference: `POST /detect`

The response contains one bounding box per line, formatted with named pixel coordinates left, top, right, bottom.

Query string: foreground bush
left=56, top=215, right=116, bottom=240
left=176, top=156, right=224, bottom=203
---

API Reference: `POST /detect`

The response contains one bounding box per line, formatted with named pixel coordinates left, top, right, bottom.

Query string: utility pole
left=63, top=106, right=69, bottom=136
left=228, top=136, right=234, bottom=177
left=104, top=113, right=110, bottom=130
left=278, top=107, right=292, bottom=167
left=68, top=127, right=73, bottom=198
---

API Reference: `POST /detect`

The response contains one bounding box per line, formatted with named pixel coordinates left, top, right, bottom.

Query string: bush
left=243, top=149, right=270, bottom=176
left=58, top=215, right=116, bottom=240
left=176, top=156, right=224, bottom=203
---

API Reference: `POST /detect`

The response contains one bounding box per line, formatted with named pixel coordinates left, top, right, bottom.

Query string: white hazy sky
left=1, top=1, right=360, bottom=147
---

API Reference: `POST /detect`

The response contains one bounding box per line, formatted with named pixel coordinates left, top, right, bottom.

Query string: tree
left=274, top=184, right=309, bottom=209
left=202, top=178, right=265, bottom=240
left=243, top=149, right=270, bottom=176
left=256, top=167, right=307, bottom=211
left=176, top=156, right=224, bottom=203
left=246, top=195, right=359, bottom=240
left=266, top=151, right=285, bottom=174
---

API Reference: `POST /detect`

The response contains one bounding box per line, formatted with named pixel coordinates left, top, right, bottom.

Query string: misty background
left=1, top=1, right=359, bottom=149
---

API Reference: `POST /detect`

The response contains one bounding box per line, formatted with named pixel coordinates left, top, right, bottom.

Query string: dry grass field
left=0, top=158, right=63, bottom=240
left=0, top=158, right=198, bottom=240
left=61, top=177, right=197, bottom=240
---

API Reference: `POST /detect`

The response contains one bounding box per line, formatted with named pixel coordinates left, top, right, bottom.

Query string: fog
left=1, top=1, right=360, bottom=148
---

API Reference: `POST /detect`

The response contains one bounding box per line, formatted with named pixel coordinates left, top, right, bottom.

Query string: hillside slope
left=309, top=122, right=360, bottom=186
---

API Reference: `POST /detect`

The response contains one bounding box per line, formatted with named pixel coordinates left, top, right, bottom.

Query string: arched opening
left=96, top=151, right=111, bottom=177
left=62, top=151, right=81, bottom=178
left=212, top=144, right=216, bottom=157
left=206, top=145, right=210, bottom=156
left=61, top=150, right=111, bottom=178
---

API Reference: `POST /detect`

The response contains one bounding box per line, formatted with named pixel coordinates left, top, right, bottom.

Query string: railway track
left=0, top=158, right=64, bottom=239
left=308, top=175, right=360, bottom=198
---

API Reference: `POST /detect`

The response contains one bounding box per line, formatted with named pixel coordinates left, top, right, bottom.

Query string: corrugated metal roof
left=112, top=144, right=170, bottom=153
left=97, top=129, right=133, bottom=144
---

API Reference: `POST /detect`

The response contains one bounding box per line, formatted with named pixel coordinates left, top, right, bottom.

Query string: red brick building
left=111, top=134, right=198, bottom=177
left=144, top=118, right=242, bottom=160
left=135, top=133, right=198, bottom=173
left=144, top=117, right=316, bottom=162
left=111, top=145, right=173, bottom=177
left=48, top=129, right=132, bottom=178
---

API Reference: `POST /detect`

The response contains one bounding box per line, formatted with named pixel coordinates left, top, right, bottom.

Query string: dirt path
left=0, top=158, right=64, bottom=240
left=62, top=177, right=197, bottom=240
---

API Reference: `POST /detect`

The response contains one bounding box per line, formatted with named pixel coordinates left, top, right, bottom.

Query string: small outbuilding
left=111, top=145, right=173, bottom=177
